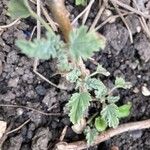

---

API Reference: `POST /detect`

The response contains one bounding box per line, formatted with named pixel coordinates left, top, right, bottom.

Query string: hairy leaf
left=85, top=78, right=107, bottom=99
left=67, top=92, right=91, bottom=124
left=57, top=51, right=72, bottom=72
left=66, top=68, right=81, bottom=83
left=107, top=96, right=120, bottom=103
left=8, top=0, right=30, bottom=19
left=69, top=26, right=105, bottom=60
left=75, top=0, right=87, bottom=5
left=85, top=78, right=105, bottom=90
left=95, top=117, right=107, bottom=132
left=96, top=65, right=110, bottom=76
left=84, top=127, right=98, bottom=145
left=101, top=104, right=119, bottom=128
left=115, top=77, right=132, bottom=89
left=115, top=77, right=126, bottom=88
left=118, top=103, right=131, bottom=118
left=16, top=32, right=62, bottom=59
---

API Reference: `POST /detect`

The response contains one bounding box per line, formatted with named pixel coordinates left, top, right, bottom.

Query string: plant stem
left=88, top=71, right=98, bottom=78
left=24, top=0, right=53, bottom=33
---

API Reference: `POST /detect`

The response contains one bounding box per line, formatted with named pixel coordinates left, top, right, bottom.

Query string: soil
left=0, top=0, right=150, bottom=150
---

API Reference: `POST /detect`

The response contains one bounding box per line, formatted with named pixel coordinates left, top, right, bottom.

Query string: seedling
left=8, top=0, right=132, bottom=145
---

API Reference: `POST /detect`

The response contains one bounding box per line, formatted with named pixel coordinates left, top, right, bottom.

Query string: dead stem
left=56, top=119, right=150, bottom=150
left=110, top=0, right=133, bottom=43
left=0, top=104, right=62, bottom=116
left=90, top=0, right=108, bottom=30
left=6, top=119, right=31, bottom=135
left=71, top=0, right=95, bottom=25
left=0, top=18, right=20, bottom=30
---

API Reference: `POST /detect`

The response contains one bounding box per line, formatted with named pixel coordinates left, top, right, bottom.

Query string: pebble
left=130, top=130, right=143, bottom=140
left=142, top=86, right=150, bottom=96
left=35, top=85, right=46, bottom=96
left=16, top=108, right=24, bottom=116
left=8, top=77, right=19, bottom=87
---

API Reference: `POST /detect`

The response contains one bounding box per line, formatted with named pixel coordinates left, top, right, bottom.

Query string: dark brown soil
left=0, top=0, right=150, bottom=150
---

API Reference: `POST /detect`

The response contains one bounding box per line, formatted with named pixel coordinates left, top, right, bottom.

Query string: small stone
left=9, top=135, right=23, bottom=150
left=130, top=130, right=143, bottom=140
left=136, top=26, right=141, bottom=33
left=42, top=90, right=57, bottom=109
left=8, top=77, right=19, bottom=88
left=142, top=86, right=150, bottom=96
left=35, top=85, right=46, bottom=96
left=29, top=112, right=43, bottom=127
left=134, top=33, right=150, bottom=62
left=32, top=128, right=52, bottom=150
left=133, top=87, right=139, bottom=93
left=0, top=121, right=7, bottom=139
left=16, top=108, right=24, bottom=116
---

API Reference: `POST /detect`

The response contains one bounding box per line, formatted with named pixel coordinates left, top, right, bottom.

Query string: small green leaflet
left=8, top=0, right=30, bottom=19
left=67, top=92, right=91, bottom=124
left=57, top=51, right=72, bottom=72
left=16, top=32, right=62, bottom=60
left=85, top=78, right=106, bottom=90
left=115, top=77, right=126, bottom=88
left=118, top=103, right=131, bottom=118
left=66, top=68, right=81, bottom=83
left=96, top=65, right=110, bottom=76
left=75, top=0, right=87, bottom=6
left=95, top=117, right=107, bottom=132
left=115, top=77, right=132, bottom=89
left=101, top=104, right=119, bottom=128
left=84, top=127, right=98, bottom=146
left=107, top=96, right=120, bottom=103
left=85, top=78, right=107, bottom=99
left=69, top=26, right=105, bottom=60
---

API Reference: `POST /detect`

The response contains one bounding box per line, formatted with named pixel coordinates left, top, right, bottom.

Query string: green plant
left=8, top=0, right=132, bottom=145
left=75, top=0, right=87, bottom=6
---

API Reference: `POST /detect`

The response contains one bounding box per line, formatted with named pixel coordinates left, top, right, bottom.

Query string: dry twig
left=6, top=119, right=31, bottom=135
left=90, top=0, right=108, bottom=30
left=110, top=0, right=133, bottom=43
left=59, top=126, right=68, bottom=142
left=95, top=12, right=132, bottom=31
left=56, top=119, right=150, bottom=150
left=82, top=0, right=95, bottom=25
left=0, top=18, right=20, bottom=31
left=72, top=0, right=95, bottom=25
left=0, top=104, right=61, bottom=116
left=132, top=0, right=150, bottom=39
left=111, top=0, right=150, bottom=19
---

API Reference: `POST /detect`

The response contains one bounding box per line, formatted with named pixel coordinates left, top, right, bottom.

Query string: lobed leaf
left=57, top=51, right=72, bottom=72
left=16, top=32, right=62, bottom=60
left=66, top=68, right=81, bottom=83
left=107, top=96, right=120, bottom=103
left=85, top=78, right=107, bottom=99
left=8, top=0, right=30, bottom=19
left=67, top=92, right=91, bottom=124
left=101, top=104, right=119, bottom=128
left=69, top=26, right=105, bottom=60
left=84, top=127, right=98, bottom=145
left=115, top=77, right=132, bottom=89
left=96, top=65, right=110, bottom=76
left=85, top=78, right=106, bottom=90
